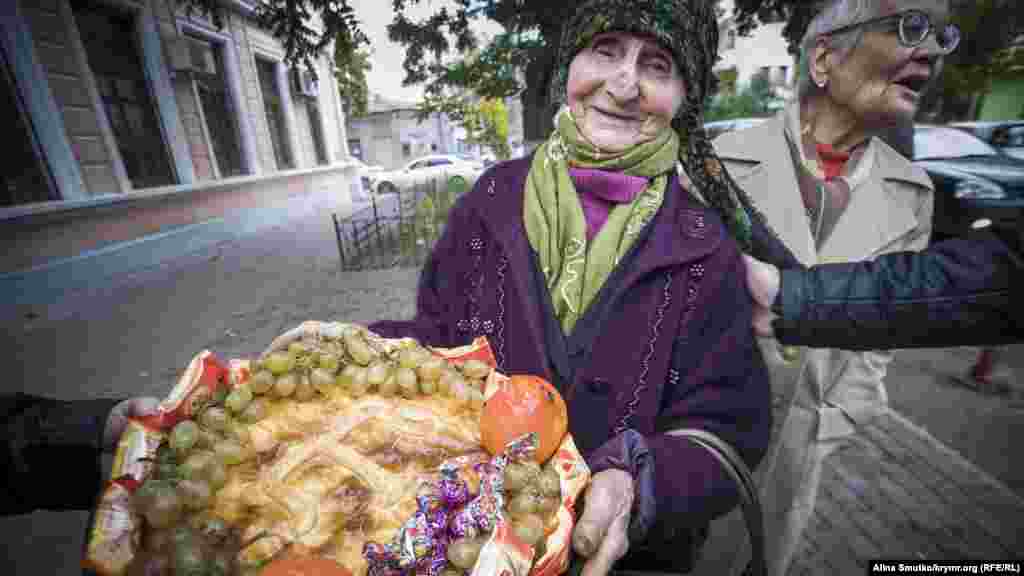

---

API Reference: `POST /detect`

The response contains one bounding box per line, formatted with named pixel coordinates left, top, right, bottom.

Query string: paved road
left=1, top=205, right=1020, bottom=575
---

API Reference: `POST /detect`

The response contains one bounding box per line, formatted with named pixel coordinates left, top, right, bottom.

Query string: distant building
left=715, top=0, right=797, bottom=99
left=0, top=0, right=359, bottom=305
left=347, top=91, right=525, bottom=169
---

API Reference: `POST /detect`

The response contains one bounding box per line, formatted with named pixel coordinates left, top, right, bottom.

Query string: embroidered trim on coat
left=615, top=271, right=674, bottom=434
left=495, top=254, right=508, bottom=371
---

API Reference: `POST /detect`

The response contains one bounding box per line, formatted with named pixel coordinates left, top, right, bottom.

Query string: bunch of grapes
left=251, top=328, right=492, bottom=408
left=441, top=458, right=562, bottom=576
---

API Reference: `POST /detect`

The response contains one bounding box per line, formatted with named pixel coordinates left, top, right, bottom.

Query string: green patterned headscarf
left=549, top=0, right=781, bottom=255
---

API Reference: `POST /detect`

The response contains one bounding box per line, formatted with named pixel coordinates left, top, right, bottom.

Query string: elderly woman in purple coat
left=368, top=1, right=776, bottom=574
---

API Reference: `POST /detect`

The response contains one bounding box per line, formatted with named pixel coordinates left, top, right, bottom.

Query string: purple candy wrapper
left=364, top=434, right=538, bottom=576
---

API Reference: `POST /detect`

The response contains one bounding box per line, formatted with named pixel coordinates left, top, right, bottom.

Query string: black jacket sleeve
left=773, top=225, right=1024, bottom=350
left=1, top=393, right=123, bottom=516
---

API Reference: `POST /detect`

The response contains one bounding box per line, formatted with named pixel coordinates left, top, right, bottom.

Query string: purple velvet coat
left=371, top=156, right=771, bottom=563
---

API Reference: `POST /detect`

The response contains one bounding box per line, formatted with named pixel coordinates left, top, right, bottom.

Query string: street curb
left=886, top=408, right=1024, bottom=507
left=2, top=195, right=359, bottom=311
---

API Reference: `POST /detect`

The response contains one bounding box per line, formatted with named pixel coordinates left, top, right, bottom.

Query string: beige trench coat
left=701, top=103, right=934, bottom=576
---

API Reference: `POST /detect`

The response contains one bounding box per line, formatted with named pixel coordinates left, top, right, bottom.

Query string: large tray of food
left=83, top=322, right=589, bottom=576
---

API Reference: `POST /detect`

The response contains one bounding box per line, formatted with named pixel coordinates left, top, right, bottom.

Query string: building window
left=256, top=58, right=292, bottom=170
left=349, top=139, right=363, bottom=160
left=190, top=35, right=244, bottom=178
left=0, top=52, right=55, bottom=206
left=306, top=99, right=328, bottom=165
left=402, top=142, right=412, bottom=158
left=71, top=0, right=174, bottom=189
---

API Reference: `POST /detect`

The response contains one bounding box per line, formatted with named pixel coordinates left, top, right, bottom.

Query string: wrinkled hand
left=742, top=255, right=780, bottom=338
left=572, top=469, right=634, bottom=576
left=103, top=397, right=160, bottom=452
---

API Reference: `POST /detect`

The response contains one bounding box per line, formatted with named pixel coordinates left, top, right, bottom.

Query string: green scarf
left=524, top=108, right=680, bottom=334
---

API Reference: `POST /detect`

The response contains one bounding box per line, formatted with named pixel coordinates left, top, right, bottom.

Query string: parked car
left=371, top=154, right=484, bottom=197
left=949, top=121, right=1024, bottom=161
left=703, top=118, right=769, bottom=139
left=912, top=124, right=1024, bottom=240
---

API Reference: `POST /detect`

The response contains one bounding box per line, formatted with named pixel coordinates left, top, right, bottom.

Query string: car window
left=429, top=158, right=453, bottom=167
left=1007, top=126, right=1024, bottom=147
left=913, top=128, right=1000, bottom=160
left=408, top=160, right=429, bottom=171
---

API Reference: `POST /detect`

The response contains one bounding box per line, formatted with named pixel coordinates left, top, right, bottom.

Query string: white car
left=371, top=154, right=484, bottom=197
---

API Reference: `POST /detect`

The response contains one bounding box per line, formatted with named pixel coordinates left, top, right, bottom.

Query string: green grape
left=206, top=458, right=228, bottom=490
left=539, top=468, right=561, bottom=497
left=508, top=492, right=540, bottom=516
left=446, top=537, right=483, bottom=570
left=419, top=375, right=437, bottom=396
left=225, top=385, right=254, bottom=414
left=249, top=370, right=275, bottom=395
left=173, top=537, right=208, bottom=576
left=179, top=452, right=215, bottom=482
left=396, top=367, right=419, bottom=398
left=416, top=357, right=445, bottom=383
left=214, top=440, right=252, bottom=466
left=366, top=361, right=392, bottom=390
left=336, top=364, right=360, bottom=392
left=349, top=366, right=370, bottom=397
left=437, top=370, right=458, bottom=397
left=511, top=514, right=545, bottom=547
left=170, top=420, right=200, bottom=455
left=318, top=353, right=341, bottom=374
left=377, top=375, right=398, bottom=397
left=344, top=334, right=375, bottom=366
left=211, top=386, right=230, bottom=406
left=398, top=347, right=428, bottom=370
left=273, top=373, right=298, bottom=398
left=537, top=495, right=559, bottom=515
left=239, top=398, right=268, bottom=424
left=264, top=352, right=294, bottom=376
left=294, top=373, right=315, bottom=402
left=310, top=368, right=335, bottom=393
left=139, top=483, right=183, bottom=529
left=191, top=514, right=231, bottom=542
left=199, top=407, right=230, bottom=432
left=461, top=359, right=492, bottom=380
left=177, top=479, right=213, bottom=511
left=503, top=462, right=532, bottom=492
left=468, top=387, right=485, bottom=410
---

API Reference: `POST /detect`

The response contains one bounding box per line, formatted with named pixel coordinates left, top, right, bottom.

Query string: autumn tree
left=335, top=47, right=372, bottom=118
left=178, top=0, right=368, bottom=83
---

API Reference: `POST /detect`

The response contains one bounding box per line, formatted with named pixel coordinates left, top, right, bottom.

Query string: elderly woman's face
left=826, top=0, right=949, bottom=125
left=567, top=32, right=686, bottom=152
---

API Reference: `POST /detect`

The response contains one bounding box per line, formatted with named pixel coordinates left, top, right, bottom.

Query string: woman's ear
left=810, top=38, right=832, bottom=88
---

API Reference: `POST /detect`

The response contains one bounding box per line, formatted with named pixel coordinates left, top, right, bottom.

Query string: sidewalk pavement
left=1, top=205, right=1021, bottom=575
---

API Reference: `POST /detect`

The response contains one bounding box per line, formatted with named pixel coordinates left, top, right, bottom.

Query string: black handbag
left=586, top=429, right=764, bottom=576
left=663, top=428, right=765, bottom=576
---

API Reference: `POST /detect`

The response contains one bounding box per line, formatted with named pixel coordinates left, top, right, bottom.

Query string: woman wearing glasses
left=712, top=1, right=959, bottom=574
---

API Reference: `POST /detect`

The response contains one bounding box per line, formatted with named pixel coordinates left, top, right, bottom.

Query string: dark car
left=913, top=125, right=1024, bottom=241
left=950, top=121, right=1024, bottom=161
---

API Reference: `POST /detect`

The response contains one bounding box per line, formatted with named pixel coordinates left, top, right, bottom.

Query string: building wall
left=25, top=0, right=121, bottom=197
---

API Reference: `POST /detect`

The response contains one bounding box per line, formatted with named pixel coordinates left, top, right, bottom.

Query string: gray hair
left=796, top=0, right=878, bottom=100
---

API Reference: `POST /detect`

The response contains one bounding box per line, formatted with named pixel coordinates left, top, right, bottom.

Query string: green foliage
left=179, top=0, right=368, bottom=83
left=419, top=93, right=511, bottom=160
left=704, top=71, right=776, bottom=121
left=335, top=47, right=371, bottom=117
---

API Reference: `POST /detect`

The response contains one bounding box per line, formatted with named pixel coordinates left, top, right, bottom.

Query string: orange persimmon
left=481, top=374, right=568, bottom=463
left=260, top=554, right=353, bottom=576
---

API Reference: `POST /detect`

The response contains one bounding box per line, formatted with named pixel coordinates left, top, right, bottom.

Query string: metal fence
left=332, top=173, right=471, bottom=270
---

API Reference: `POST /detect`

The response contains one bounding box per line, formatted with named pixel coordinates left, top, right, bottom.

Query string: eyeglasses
left=824, top=9, right=961, bottom=54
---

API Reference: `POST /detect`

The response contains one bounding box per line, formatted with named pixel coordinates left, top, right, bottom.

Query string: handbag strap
left=666, top=428, right=765, bottom=576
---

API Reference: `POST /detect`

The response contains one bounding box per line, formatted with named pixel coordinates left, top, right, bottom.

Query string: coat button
left=587, top=377, right=610, bottom=395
